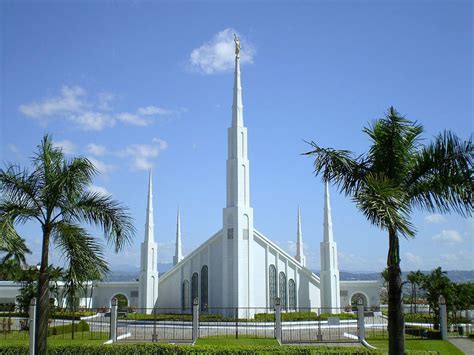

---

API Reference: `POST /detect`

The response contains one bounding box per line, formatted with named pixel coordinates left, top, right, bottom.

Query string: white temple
left=0, top=39, right=380, bottom=313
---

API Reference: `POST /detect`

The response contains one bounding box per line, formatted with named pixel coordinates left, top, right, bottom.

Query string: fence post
left=110, top=298, right=118, bottom=343
left=192, top=297, right=199, bottom=342
left=29, top=298, right=36, bottom=355
left=235, top=307, right=239, bottom=339
left=357, top=298, right=365, bottom=342
left=439, top=295, right=448, bottom=340
left=274, top=297, right=282, bottom=343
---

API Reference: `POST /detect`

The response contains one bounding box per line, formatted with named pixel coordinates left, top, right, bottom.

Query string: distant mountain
left=106, top=263, right=174, bottom=281
left=312, top=270, right=474, bottom=283
left=106, top=266, right=474, bottom=283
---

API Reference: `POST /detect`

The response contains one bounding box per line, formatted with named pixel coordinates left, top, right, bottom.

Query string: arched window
left=191, top=272, right=199, bottom=308
left=288, top=279, right=296, bottom=310
left=279, top=272, right=287, bottom=309
left=201, top=266, right=208, bottom=312
left=182, top=280, right=189, bottom=311
left=269, top=265, right=277, bottom=308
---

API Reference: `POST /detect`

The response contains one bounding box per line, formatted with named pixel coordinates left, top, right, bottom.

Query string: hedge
left=254, top=311, right=357, bottom=322
left=404, top=313, right=470, bottom=324
left=0, top=311, right=95, bottom=321
left=48, top=320, right=90, bottom=336
left=0, top=343, right=384, bottom=354
left=405, top=325, right=441, bottom=339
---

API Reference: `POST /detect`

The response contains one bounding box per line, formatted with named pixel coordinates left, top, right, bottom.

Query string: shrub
left=48, top=320, right=90, bottom=336
left=0, top=303, right=15, bottom=312
left=51, top=310, right=96, bottom=320
left=0, top=343, right=384, bottom=354
left=404, top=325, right=441, bottom=339
left=254, top=311, right=357, bottom=322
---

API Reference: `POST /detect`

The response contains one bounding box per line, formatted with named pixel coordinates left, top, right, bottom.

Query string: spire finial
left=234, top=34, right=241, bottom=58
left=232, top=35, right=243, bottom=127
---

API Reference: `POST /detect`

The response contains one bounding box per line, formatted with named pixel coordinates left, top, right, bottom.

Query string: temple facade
left=0, top=40, right=381, bottom=314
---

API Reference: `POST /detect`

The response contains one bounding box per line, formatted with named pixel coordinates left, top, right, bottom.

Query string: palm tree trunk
left=414, top=286, right=417, bottom=314
left=35, top=225, right=51, bottom=355
left=387, top=228, right=405, bottom=355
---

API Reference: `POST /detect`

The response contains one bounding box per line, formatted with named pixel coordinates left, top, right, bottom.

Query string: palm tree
left=304, top=107, right=473, bottom=354
left=0, top=135, right=135, bottom=354
left=407, top=270, right=423, bottom=313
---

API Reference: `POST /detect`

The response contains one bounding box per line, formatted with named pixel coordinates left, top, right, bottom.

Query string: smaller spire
left=173, top=207, right=183, bottom=265
left=323, top=181, right=333, bottom=242
left=295, top=206, right=306, bottom=267
left=144, top=169, right=154, bottom=243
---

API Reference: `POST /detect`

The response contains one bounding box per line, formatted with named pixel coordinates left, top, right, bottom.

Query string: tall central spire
left=222, top=34, right=254, bottom=310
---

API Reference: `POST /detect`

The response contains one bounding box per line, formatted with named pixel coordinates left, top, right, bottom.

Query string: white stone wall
left=339, top=280, right=381, bottom=308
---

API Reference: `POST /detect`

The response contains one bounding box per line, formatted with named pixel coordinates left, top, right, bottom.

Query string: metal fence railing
left=279, top=307, right=359, bottom=343
left=117, top=308, right=193, bottom=342
left=198, top=307, right=275, bottom=339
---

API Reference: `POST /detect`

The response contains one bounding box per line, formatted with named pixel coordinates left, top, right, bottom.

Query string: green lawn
left=367, top=339, right=463, bottom=355
left=196, top=336, right=279, bottom=346
left=0, top=331, right=108, bottom=346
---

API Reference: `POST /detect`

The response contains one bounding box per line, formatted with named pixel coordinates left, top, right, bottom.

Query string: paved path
left=449, top=338, right=474, bottom=355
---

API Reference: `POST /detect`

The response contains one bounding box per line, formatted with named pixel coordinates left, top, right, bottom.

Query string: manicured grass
left=196, top=336, right=279, bottom=346
left=0, top=331, right=108, bottom=346
left=367, top=339, right=463, bottom=355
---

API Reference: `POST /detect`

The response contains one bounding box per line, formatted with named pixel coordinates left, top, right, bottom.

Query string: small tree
left=407, top=270, right=424, bottom=313
left=419, top=267, right=454, bottom=329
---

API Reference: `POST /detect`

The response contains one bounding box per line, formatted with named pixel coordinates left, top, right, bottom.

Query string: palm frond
left=0, top=165, right=44, bottom=222
left=303, top=141, right=369, bottom=196
left=69, top=191, right=135, bottom=252
left=0, top=216, right=30, bottom=265
left=353, top=173, right=416, bottom=239
left=363, top=108, right=424, bottom=183
left=53, top=221, right=109, bottom=283
left=408, top=131, right=473, bottom=217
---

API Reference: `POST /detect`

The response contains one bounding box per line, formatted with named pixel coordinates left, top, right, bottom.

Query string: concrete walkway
left=448, top=338, right=474, bottom=355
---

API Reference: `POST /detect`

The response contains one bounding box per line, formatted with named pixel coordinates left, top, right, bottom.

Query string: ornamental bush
left=0, top=343, right=383, bottom=354
left=47, top=320, right=90, bottom=336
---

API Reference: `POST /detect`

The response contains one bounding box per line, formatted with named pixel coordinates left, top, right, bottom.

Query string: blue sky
left=1, top=0, right=472, bottom=272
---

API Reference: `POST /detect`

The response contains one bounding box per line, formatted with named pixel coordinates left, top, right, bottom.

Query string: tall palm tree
left=0, top=135, right=135, bottom=354
left=407, top=270, right=423, bottom=313
left=304, top=107, right=473, bottom=354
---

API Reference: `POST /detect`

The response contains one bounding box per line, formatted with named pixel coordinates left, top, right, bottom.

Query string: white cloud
left=52, top=139, right=75, bottom=154
left=87, top=157, right=114, bottom=175
left=8, top=144, right=19, bottom=154
left=19, top=86, right=85, bottom=119
left=74, top=111, right=115, bottom=131
left=116, top=113, right=149, bottom=126
left=18, top=86, right=176, bottom=131
left=189, top=28, right=255, bottom=74
left=424, top=214, right=446, bottom=224
left=118, top=138, right=168, bottom=171
left=88, top=184, right=111, bottom=195
left=97, top=92, right=115, bottom=111
left=137, top=106, right=172, bottom=116
left=86, top=143, right=107, bottom=156
left=432, top=230, right=463, bottom=244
